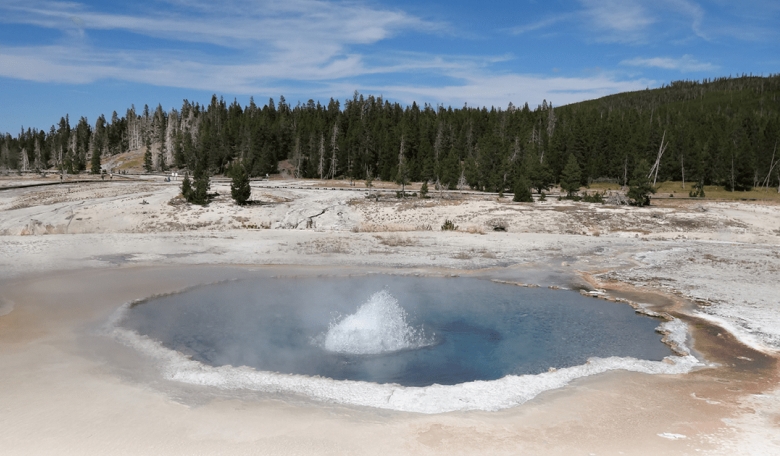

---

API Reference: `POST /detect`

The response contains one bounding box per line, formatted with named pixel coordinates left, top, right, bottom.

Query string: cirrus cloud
left=621, top=55, right=717, bottom=73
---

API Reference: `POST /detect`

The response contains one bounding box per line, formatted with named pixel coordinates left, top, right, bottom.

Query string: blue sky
left=1, top=0, right=778, bottom=132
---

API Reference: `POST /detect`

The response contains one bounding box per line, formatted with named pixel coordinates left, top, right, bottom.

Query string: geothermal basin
left=113, top=275, right=698, bottom=412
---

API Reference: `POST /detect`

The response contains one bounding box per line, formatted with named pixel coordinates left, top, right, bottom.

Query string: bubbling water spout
left=321, top=290, right=433, bottom=355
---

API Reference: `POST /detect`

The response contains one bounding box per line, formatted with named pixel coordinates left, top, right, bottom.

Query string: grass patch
left=375, top=234, right=417, bottom=247
left=654, top=181, right=780, bottom=201
left=588, top=182, right=623, bottom=191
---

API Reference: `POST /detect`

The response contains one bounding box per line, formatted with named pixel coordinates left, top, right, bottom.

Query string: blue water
left=121, top=276, right=671, bottom=387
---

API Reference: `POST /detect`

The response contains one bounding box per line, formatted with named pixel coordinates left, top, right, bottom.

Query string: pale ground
left=1, top=174, right=779, bottom=454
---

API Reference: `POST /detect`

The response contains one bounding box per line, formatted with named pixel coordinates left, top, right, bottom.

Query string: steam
left=320, top=290, right=433, bottom=355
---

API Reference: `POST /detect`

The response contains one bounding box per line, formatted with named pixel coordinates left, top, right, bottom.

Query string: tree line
left=2, top=74, right=779, bottom=194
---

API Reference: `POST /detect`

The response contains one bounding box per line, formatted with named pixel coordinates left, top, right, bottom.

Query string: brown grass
left=375, top=234, right=417, bottom=247
left=652, top=181, right=780, bottom=201
left=463, top=225, right=486, bottom=235
left=590, top=181, right=780, bottom=202
left=352, top=223, right=433, bottom=233
left=588, top=182, right=623, bottom=191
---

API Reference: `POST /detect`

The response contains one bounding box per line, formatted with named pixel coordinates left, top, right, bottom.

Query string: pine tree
left=190, top=159, right=210, bottom=205
left=513, top=174, right=533, bottom=202
left=90, top=145, right=102, bottom=175
left=230, top=163, right=251, bottom=205
left=420, top=180, right=428, bottom=198
left=3, top=75, right=780, bottom=189
left=627, top=159, right=656, bottom=206
left=527, top=153, right=553, bottom=193
left=559, top=154, right=582, bottom=197
left=181, top=172, right=192, bottom=200
left=143, top=137, right=152, bottom=173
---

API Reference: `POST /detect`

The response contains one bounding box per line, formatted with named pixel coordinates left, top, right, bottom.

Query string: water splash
left=321, top=290, right=433, bottom=355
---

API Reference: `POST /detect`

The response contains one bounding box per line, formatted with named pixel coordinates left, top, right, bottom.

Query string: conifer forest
left=2, top=75, right=779, bottom=193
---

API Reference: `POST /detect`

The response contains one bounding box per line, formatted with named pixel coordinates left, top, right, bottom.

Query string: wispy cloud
left=0, top=42, right=652, bottom=110
left=0, top=0, right=656, bottom=109
left=509, top=0, right=659, bottom=44
left=663, top=0, right=706, bottom=39
left=0, top=1, right=451, bottom=91
left=513, top=0, right=716, bottom=44
left=341, top=72, right=653, bottom=109
left=0, top=0, right=443, bottom=53
left=579, top=0, right=655, bottom=42
left=7, top=0, right=743, bottom=116
left=621, top=55, right=716, bottom=72
left=510, top=14, right=574, bottom=35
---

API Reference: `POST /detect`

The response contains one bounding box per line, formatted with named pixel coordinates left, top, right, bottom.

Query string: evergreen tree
left=190, top=159, right=210, bottom=205
left=627, top=159, right=655, bottom=206
left=559, top=154, right=582, bottom=197
left=90, top=145, right=102, bottom=175
left=230, top=163, right=251, bottom=205
left=420, top=180, right=428, bottom=198
left=513, top=174, right=533, bottom=202
left=3, top=75, right=780, bottom=193
left=440, top=149, right=460, bottom=189
left=181, top=172, right=192, bottom=200
left=143, top=137, right=152, bottom=173
left=91, top=115, right=105, bottom=174
left=527, top=153, right=553, bottom=193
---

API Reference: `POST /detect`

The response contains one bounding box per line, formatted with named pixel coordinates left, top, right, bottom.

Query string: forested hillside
left=2, top=75, right=779, bottom=192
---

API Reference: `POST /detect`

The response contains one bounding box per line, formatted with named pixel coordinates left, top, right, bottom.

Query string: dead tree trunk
left=318, top=134, right=325, bottom=180
left=329, top=124, right=338, bottom=179
left=622, top=156, right=628, bottom=190
left=647, top=130, right=668, bottom=186
left=762, top=141, right=777, bottom=191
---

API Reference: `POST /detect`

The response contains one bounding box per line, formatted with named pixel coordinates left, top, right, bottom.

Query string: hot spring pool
left=119, top=276, right=677, bottom=388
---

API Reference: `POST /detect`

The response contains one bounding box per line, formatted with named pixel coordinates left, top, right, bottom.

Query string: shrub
left=581, top=192, right=604, bottom=204
left=689, top=181, right=705, bottom=197
left=441, top=219, right=458, bottom=231
left=420, top=181, right=428, bottom=198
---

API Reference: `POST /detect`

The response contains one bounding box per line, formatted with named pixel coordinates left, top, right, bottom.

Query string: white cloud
left=515, top=0, right=715, bottom=43
left=1, top=0, right=442, bottom=45
left=662, top=0, right=706, bottom=39
left=0, top=43, right=653, bottom=109
left=0, top=1, right=659, bottom=110
left=578, top=0, right=655, bottom=42
left=510, top=14, right=574, bottom=35
left=0, top=1, right=455, bottom=93
left=620, top=55, right=716, bottom=72
left=339, top=73, right=653, bottom=110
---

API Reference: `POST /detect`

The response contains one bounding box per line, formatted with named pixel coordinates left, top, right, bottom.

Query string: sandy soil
left=1, top=176, right=779, bottom=454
